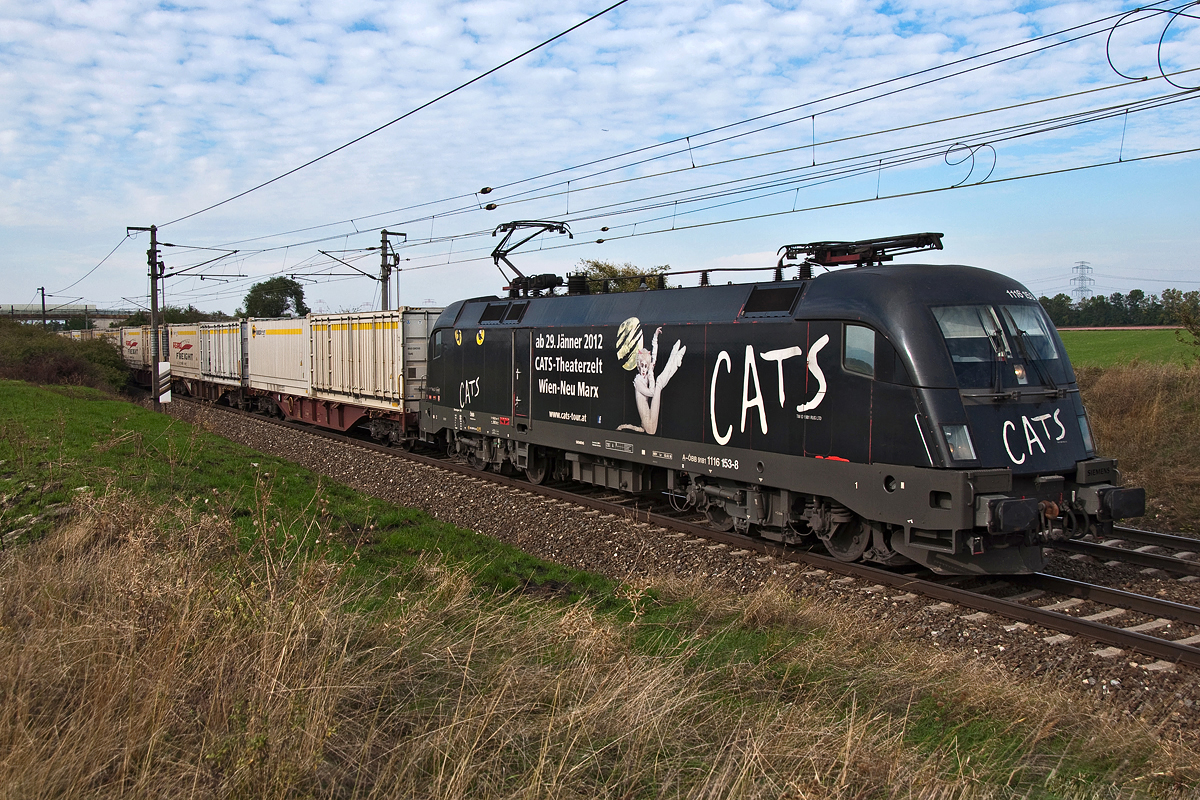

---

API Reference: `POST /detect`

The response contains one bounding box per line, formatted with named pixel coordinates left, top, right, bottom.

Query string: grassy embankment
left=1059, top=328, right=1200, bottom=532
left=2, top=380, right=1197, bottom=797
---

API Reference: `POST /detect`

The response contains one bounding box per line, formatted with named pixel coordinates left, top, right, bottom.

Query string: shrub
left=0, top=320, right=127, bottom=391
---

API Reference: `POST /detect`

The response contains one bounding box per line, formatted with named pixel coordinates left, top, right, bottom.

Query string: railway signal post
left=127, top=224, right=162, bottom=411
left=379, top=229, right=404, bottom=310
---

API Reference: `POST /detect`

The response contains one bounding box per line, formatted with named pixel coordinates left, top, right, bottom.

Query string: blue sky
left=2, top=0, right=1198, bottom=315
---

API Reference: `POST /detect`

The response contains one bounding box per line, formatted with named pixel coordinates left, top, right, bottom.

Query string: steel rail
left=1111, top=525, right=1200, bottom=550
left=1047, top=540, right=1200, bottom=577
left=175, top=398, right=1200, bottom=667
left=1011, top=573, right=1200, bottom=626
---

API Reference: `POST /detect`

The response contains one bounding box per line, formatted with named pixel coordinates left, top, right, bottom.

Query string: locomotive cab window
left=843, top=324, right=876, bottom=377
left=932, top=305, right=1009, bottom=389
left=432, top=329, right=443, bottom=358
left=933, top=304, right=1068, bottom=391
left=1000, top=305, right=1059, bottom=361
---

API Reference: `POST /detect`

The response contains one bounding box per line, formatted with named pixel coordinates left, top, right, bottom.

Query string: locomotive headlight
left=1012, top=363, right=1028, bottom=385
left=941, top=424, right=977, bottom=461
left=1077, top=414, right=1095, bottom=456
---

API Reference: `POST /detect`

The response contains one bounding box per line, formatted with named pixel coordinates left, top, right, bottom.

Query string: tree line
left=1038, top=289, right=1200, bottom=329
left=112, top=277, right=311, bottom=327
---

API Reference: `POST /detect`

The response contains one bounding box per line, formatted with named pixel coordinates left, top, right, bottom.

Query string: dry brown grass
left=1, top=489, right=1193, bottom=798
left=1077, top=362, right=1200, bottom=532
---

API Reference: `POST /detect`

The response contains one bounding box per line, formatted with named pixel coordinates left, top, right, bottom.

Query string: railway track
left=177, top=397, right=1200, bottom=668
left=1048, top=527, right=1200, bottom=577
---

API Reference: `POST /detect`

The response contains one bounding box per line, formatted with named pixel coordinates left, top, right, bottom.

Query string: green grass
left=1, top=379, right=1194, bottom=796
left=1059, top=328, right=1197, bottom=367
left=0, top=381, right=610, bottom=603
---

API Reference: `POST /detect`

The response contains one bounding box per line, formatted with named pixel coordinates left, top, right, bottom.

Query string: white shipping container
left=120, top=326, right=153, bottom=368
left=310, top=311, right=404, bottom=410
left=308, top=309, right=442, bottom=413
left=246, top=317, right=311, bottom=395
left=199, top=321, right=245, bottom=386
left=400, top=308, right=439, bottom=411
left=167, top=324, right=201, bottom=379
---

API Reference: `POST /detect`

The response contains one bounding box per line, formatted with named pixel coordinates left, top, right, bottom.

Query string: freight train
left=119, top=232, right=1144, bottom=575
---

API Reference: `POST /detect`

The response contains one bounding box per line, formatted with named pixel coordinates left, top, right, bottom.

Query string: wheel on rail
left=822, top=518, right=869, bottom=562
left=705, top=505, right=735, bottom=532
left=525, top=448, right=549, bottom=485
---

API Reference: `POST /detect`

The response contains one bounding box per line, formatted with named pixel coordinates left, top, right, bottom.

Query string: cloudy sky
left=2, top=0, right=1198, bottom=315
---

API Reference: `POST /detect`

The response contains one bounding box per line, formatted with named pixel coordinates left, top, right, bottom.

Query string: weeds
left=1, top=370, right=1198, bottom=797
left=2, top=488, right=1191, bottom=798
left=1077, top=361, right=1200, bottom=531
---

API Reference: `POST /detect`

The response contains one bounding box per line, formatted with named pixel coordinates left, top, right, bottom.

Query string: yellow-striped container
left=199, top=321, right=246, bottom=386
left=247, top=317, right=311, bottom=395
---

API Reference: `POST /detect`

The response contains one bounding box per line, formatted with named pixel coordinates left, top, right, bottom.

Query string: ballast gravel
left=165, top=401, right=1200, bottom=743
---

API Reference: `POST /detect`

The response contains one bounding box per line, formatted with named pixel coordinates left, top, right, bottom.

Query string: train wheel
left=525, top=449, right=549, bottom=485
left=705, top=505, right=735, bottom=532
left=823, top=518, right=869, bottom=562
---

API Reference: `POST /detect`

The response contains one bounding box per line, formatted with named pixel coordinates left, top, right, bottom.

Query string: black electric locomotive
left=419, top=231, right=1144, bottom=575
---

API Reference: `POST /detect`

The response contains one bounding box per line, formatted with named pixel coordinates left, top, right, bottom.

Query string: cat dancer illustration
left=615, top=318, right=685, bottom=435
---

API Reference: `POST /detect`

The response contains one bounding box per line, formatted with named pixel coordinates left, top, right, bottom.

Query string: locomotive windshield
left=932, top=303, right=1067, bottom=391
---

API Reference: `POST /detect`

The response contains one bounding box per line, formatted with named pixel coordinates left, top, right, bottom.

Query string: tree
left=240, top=277, right=310, bottom=318
left=1039, top=294, right=1074, bottom=327
left=61, top=316, right=95, bottom=331
left=1163, top=288, right=1200, bottom=361
left=575, top=259, right=671, bottom=293
left=114, top=305, right=231, bottom=327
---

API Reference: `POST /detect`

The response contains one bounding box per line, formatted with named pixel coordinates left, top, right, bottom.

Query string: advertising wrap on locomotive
left=420, top=255, right=1144, bottom=576
left=126, top=232, right=1145, bottom=577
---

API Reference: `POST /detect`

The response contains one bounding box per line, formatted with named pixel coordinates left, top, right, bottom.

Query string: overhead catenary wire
left=162, top=135, right=1200, bottom=306
left=54, top=235, right=130, bottom=295
left=53, top=2, right=1191, bottom=305
left=277, top=83, right=1197, bottom=267
left=199, top=61, right=1200, bottom=270
left=160, top=94, right=1200, bottom=306
left=423, top=71, right=1200, bottom=223
left=133, top=2, right=1200, bottom=308
left=195, top=3, right=1178, bottom=254
left=159, top=0, right=634, bottom=229
left=476, top=2, right=1183, bottom=197
left=284, top=143, right=1200, bottom=279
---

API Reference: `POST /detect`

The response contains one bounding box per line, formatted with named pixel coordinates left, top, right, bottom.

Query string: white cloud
left=0, top=0, right=1197, bottom=310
